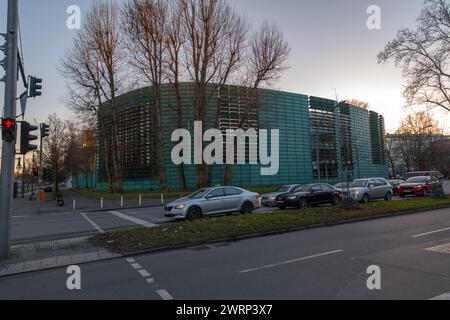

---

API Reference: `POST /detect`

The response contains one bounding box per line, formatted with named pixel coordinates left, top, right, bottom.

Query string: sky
left=0, top=0, right=449, bottom=133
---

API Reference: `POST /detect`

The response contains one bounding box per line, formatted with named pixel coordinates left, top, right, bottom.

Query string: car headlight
left=175, top=204, right=185, bottom=210
left=288, top=196, right=297, bottom=200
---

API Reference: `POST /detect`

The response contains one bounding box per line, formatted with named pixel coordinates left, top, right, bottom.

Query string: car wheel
left=241, top=202, right=254, bottom=214
left=278, top=205, right=286, bottom=210
left=186, top=206, right=202, bottom=221
left=362, top=194, right=370, bottom=204
left=297, top=197, right=308, bottom=209
left=384, top=192, right=392, bottom=201
left=423, top=188, right=428, bottom=197
left=331, top=195, right=341, bottom=206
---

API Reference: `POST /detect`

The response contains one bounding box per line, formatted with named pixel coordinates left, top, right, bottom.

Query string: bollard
left=121, top=195, right=124, bottom=207
left=100, top=197, right=104, bottom=209
left=139, top=194, right=142, bottom=207
left=161, top=193, right=164, bottom=205
left=73, top=200, right=76, bottom=214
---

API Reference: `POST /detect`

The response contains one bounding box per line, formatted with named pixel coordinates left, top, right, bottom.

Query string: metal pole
left=37, top=129, right=43, bottom=213
left=315, top=132, right=321, bottom=183
left=0, top=0, right=19, bottom=259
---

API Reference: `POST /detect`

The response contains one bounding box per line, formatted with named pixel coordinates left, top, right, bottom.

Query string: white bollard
left=73, top=200, right=76, bottom=214
left=100, top=197, right=104, bottom=209
left=139, top=194, right=142, bottom=207
left=121, top=195, right=124, bottom=207
left=161, top=193, right=164, bottom=205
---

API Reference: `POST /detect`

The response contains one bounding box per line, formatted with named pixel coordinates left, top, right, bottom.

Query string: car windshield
left=278, top=186, right=293, bottom=192
left=406, top=177, right=427, bottom=183
left=187, top=189, right=210, bottom=199
left=353, top=180, right=369, bottom=188
left=295, top=184, right=314, bottom=192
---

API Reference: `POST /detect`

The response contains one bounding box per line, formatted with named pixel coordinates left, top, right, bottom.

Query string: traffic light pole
left=0, top=0, right=19, bottom=259
left=37, top=131, right=43, bottom=213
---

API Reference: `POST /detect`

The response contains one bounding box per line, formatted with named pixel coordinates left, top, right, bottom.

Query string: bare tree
left=85, top=0, right=125, bottom=193
left=378, top=0, right=450, bottom=113
left=395, top=112, right=443, bottom=171
left=341, top=99, right=370, bottom=110
left=122, top=0, right=170, bottom=191
left=166, top=1, right=188, bottom=190
left=60, top=10, right=116, bottom=193
left=42, top=114, right=69, bottom=199
left=179, top=0, right=250, bottom=187
left=223, top=21, right=290, bottom=185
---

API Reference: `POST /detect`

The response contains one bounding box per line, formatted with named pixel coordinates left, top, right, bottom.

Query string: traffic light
left=28, top=76, right=43, bottom=97
left=20, top=122, right=38, bottom=155
left=43, top=168, right=50, bottom=181
left=40, top=123, right=49, bottom=138
left=1, top=118, right=16, bottom=143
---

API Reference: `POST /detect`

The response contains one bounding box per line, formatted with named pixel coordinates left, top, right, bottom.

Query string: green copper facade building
left=96, top=83, right=388, bottom=190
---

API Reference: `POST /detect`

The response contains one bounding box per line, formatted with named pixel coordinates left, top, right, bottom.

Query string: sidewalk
left=13, top=190, right=174, bottom=215
left=0, top=236, right=121, bottom=277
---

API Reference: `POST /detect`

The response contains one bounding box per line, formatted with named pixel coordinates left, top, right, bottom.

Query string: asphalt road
left=2, top=207, right=450, bottom=300
left=11, top=205, right=276, bottom=244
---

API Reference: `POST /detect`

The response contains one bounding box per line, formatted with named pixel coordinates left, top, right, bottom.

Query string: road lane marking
left=239, top=249, right=344, bottom=274
left=80, top=212, right=105, bottom=234
left=131, top=263, right=142, bottom=270
left=125, top=257, right=174, bottom=300
left=431, top=292, right=450, bottom=300
left=412, top=227, right=450, bottom=238
left=138, top=269, right=151, bottom=277
left=156, top=289, right=174, bottom=301
left=109, top=210, right=156, bottom=228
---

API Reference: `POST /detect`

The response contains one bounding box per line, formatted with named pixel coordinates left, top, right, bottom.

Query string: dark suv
left=276, top=183, right=343, bottom=209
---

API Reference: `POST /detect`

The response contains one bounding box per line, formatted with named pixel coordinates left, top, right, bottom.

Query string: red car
left=398, top=176, right=438, bottom=197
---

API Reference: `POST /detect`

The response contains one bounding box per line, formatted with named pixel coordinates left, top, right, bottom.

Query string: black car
left=276, top=183, right=343, bottom=209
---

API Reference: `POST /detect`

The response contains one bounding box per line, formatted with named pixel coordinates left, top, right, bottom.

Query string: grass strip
left=94, top=197, right=450, bottom=253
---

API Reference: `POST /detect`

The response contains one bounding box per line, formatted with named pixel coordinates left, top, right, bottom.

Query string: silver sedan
left=164, top=187, right=261, bottom=220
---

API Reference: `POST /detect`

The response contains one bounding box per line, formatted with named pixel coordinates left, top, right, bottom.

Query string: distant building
left=96, top=83, right=388, bottom=190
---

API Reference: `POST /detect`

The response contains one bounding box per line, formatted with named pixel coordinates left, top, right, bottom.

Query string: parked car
left=405, top=171, right=443, bottom=180
left=388, top=179, right=405, bottom=195
left=164, top=186, right=261, bottom=220
left=275, top=183, right=343, bottom=209
left=398, top=176, right=439, bottom=197
left=261, top=185, right=301, bottom=207
left=351, top=178, right=393, bottom=203
left=334, top=182, right=354, bottom=192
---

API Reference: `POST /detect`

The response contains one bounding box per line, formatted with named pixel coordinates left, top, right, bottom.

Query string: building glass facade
left=96, top=83, right=388, bottom=190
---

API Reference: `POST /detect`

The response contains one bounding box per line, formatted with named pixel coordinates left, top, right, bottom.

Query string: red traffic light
left=2, top=118, right=15, bottom=129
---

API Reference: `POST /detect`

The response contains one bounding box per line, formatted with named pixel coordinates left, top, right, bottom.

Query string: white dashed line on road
left=138, top=269, right=151, bottom=277
left=125, top=257, right=174, bottom=300
left=412, top=227, right=450, bottom=238
left=156, top=289, right=174, bottom=301
left=239, top=249, right=344, bottom=274
left=109, top=211, right=156, bottom=228
left=131, top=263, right=142, bottom=270
left=80, top=212, right=105, bottom=234
left=431, top=292, right=450, bottom=300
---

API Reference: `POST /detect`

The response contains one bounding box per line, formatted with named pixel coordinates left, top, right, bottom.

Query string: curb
left=115, top=203, right=450, bottom=258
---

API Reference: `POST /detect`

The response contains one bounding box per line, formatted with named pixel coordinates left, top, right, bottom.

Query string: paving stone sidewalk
left=0, top=237, right=121, bottom=277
